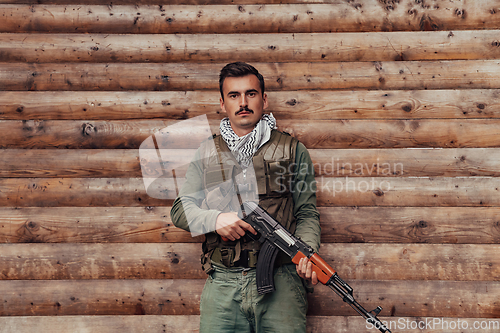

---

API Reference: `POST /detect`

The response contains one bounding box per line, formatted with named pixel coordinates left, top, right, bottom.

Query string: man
left=170, top=62, right=321, bottom=332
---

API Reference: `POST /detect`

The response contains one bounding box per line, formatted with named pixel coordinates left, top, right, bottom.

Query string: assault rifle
left=240, top=201, right=392, bottom=333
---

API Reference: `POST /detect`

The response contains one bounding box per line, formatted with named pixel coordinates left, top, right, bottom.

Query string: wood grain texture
left=3, top=31, right=500, bottom=63
left=1, top=177, right=500, bottom=207
left=3, top=148, right=500, bottom=178
left=1, top=1, right=499, bottom=33
left=1, top=206, right=500, bottom=244
left=0, top=243, right=499, bottom=281
left=2, top=61, right=500, bottom=91
left=316, top=177, right=500, bottom=207
left=319, top=206, right=500, bottom=244
left=0, top=279, right=203, bottom=316
left=306, top=316, right=500, bottom=333
left=0, top=279, right=499, bottom=318
left=0, top=243, right=204, bottom=280
left=0, top=315, right=201, bottom=333
left=0, top=315, right=498, bottom=333
left=2, top=90, right=498, bottom=121
left=3, top=119, right=500, bottom=149
left=307, top=280, right=500, bottom=318
left=0, top=207, right=200, bottom=243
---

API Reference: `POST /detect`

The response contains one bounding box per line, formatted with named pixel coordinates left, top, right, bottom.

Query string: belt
left=234, top=249, right=259, bottom=268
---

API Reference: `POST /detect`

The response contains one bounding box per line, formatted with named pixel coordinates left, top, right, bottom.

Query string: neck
left=231, top=125, right=253, bottom=137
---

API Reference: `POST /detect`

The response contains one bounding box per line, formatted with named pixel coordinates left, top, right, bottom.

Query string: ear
left=262, top=93, right=269, bottom=110
left=220, top=97, right=227, bottom=114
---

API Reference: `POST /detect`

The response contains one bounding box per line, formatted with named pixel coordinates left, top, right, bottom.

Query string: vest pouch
left=252, top=155, right=267, bottom=196
left=267, top=160, right=292, bottom=195
left=203, top=164, right=235, bottom=189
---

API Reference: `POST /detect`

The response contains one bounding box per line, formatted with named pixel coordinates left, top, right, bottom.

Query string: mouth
left=236, top=108, right=254, bottom=116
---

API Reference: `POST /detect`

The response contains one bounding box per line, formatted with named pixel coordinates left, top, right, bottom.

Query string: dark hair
left=219, top=62, right=265, bottom=100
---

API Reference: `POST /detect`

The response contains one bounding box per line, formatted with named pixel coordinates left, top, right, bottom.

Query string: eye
left=229, top=94, right=238, bottom=99
left=248, top=92, right=256, bottom=97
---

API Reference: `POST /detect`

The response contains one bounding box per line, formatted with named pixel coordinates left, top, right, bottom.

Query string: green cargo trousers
left=199, top=263, right=308, bottom=333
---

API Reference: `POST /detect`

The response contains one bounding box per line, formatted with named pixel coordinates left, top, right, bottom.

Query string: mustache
left=236, top=107, right=254, bottom=115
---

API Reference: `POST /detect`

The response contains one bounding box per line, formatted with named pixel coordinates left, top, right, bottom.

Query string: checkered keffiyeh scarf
left=219, top=113, right=277, bottom=168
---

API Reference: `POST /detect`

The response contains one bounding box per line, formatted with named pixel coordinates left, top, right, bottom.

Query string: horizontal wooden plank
left=0, top=178, right=169, bottom=207
left=3, top=148, right=500, bottom=178
left=0, top=207, right=202, bottom=243
left=0, top=279, right=203, bottom=316
left=1, top=89, right=499, bottom=121
left=2, top=61, right=500, bottom=91
left=319, top=206, right=500, bottom=244
left=0, top=315, right=201, bottom=333
left=3, top=119, right=500, bottom=149
left=3, top=31, right=500, bottom=63
left=307, top=316, right=500, bottom=333
left=1, top=206, right=500, bottom=244
left=5, top=148, right=500, bottom=178
left=1, top=315, right=499, bottom=333
left=1, top=243, right=499, bottom=281
left=316, top=177, right=500, bottom=207
left=307, top=280, right=500, bottom=318
left=321, top=243, right=500, bottom=281
left=311, top=148, right=500, bottom=177
left=0, top=243, right=204, bottom=280
left=0, top=279, right=499, bottom=318
left=1, top=177, right=500, bottom=207
left=1, top=1, right=499, bottom=33
left=0, top=149, right=142, bottom=178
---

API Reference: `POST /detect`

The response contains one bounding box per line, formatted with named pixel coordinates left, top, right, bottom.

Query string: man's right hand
left=215, top=212, right=257, bottom=241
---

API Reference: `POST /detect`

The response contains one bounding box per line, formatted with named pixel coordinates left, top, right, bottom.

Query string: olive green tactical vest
left=199, top=129, right=298, bottom=272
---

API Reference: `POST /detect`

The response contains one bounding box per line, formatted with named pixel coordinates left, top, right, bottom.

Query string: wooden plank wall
left=1, top=0, right=500, bottom=331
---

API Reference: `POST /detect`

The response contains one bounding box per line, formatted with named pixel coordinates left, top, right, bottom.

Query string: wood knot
left=82, top=123, right=96, bottom=136
left=454, top=8, right=466, bottom=18
left=286, top=99, right=297, bottom=106
left=27, top=221, right=38, bottom=229
left=135, top=303, right=146, bottom=315
left=402, top=104, right=412, bottom=112
left=373, top=189, right=384, bottom=196
left=417, top=220, right=428, bottom=228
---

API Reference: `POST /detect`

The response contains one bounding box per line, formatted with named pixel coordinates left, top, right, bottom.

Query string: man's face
left=220, top=74, right=268, bottom=137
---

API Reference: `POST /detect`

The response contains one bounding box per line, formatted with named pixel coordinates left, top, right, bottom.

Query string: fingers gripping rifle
left=241, top=201, right=392, bottom=333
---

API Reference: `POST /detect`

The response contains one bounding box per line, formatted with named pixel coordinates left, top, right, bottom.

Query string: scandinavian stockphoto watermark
left=366, top=317, right=500, bottom=331
left=273, top=160, right=402, bottom=196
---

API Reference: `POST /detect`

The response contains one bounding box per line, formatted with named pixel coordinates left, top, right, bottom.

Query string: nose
left=239, top=94, right=248, bottom=108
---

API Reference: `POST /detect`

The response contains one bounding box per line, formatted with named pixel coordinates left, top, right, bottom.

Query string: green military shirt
left=170, top=139, right=321, bottom=253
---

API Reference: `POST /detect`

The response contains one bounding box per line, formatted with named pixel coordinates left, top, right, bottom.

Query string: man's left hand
left=296, top=257, right=318, bottom=285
